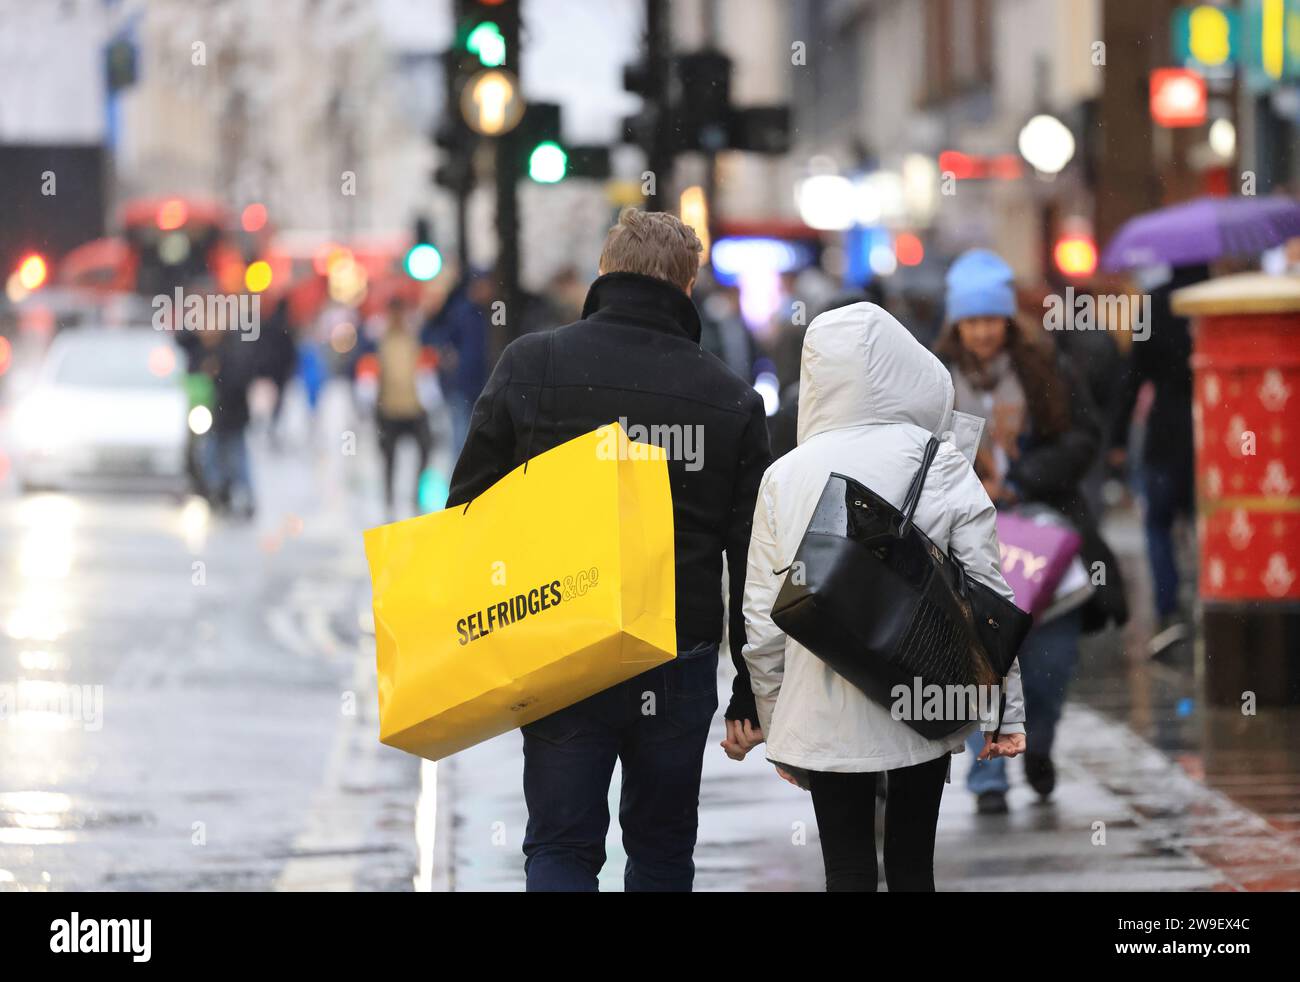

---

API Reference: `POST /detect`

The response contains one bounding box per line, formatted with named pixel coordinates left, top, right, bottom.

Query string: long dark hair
left=934, top=316, right=1071, bottom=439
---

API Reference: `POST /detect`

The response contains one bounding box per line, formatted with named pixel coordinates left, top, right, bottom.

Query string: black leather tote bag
left=770, top=437, right=1032, bottom=739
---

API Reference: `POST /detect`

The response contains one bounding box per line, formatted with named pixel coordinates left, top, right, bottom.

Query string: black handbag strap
left=898, top=436, right=941, bottom=534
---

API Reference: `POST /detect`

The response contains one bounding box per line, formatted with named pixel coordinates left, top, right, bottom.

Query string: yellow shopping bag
left=363, top=422, right=676, bottom=761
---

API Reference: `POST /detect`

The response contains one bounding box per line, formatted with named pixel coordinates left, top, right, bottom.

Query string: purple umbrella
left=1100, top=195, right=1300, bottom=272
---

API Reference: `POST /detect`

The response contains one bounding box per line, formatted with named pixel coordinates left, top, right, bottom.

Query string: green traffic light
left=405, top=243, right=443, bottom=281
left=467, top=21, right=506, bottom=67
left=528, top=141, right=568, bottom=183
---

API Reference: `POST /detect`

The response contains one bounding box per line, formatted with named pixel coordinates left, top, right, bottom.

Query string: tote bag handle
left=523, top=330, right=556, bottom=474
left=462, top=331, right=555, bottom=514
left=897, top=436, right=941, bottom=536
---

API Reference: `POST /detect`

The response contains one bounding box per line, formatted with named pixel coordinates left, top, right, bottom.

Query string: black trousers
left=377, top=413, right=433, bottom=510
left=807, top=753, right=950, bottom=892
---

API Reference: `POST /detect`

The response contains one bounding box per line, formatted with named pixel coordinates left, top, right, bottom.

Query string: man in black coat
left=447, top=208, right=771, bottom=891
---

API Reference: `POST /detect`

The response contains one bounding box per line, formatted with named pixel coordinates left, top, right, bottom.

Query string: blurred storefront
left=782, top=0, right=1300, bottom=297
left=787, top=0, right=1103, bottom=290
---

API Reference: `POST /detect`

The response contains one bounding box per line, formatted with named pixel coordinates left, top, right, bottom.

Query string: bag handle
left=522, top=331, right=555, bottom=476
left=897, top=436, right=941, bottom=535
left=462, top=331, right=554, bottom=515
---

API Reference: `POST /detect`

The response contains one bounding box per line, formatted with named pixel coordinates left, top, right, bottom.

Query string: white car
left=12, top=328, right=189, bottom=493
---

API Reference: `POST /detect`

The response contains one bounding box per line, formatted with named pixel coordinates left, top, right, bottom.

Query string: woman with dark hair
left=935, top=250, right=1123, bottom=813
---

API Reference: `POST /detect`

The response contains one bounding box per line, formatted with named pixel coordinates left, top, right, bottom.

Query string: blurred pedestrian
left=375, top=297, right=434, bottom=519
left=737, top=302, right=1025, bottom=892
left=446, top=207, right=770, bottom=892
left=699, top=283, right=758, bottom=382
left=539, top=266, right=586, bottom=327
left=257, top=296, right=299, bottom=450
left=1109, top=265, right=1207, bottom=657
left=1045, top=283, right=1125, bottom=518
left=296, top=338, right=326, bottom=423
left=934, top=249, right=1123, bottom=812
left=423, top=269, right=490, bottom=454
left=198, top=309, right=258, bottom=518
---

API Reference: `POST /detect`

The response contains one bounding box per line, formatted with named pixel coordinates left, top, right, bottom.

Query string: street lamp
left=1018, top=114, right=1075, bottom=175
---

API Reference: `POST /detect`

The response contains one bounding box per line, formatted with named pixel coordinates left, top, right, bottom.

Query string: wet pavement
left=2, top=381, right=1297, bottom=892
left=439, top=664, right=1300, bottom=892
left=440, top=508, right=1300, bottom=892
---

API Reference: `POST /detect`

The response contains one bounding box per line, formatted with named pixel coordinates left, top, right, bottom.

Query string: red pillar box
left=1173, top=273, right=1300, bottom=705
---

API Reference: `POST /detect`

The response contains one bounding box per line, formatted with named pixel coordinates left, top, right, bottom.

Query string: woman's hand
left=720, top=719, right=763, bottom=761
left=979, top=732, right=1026, bottom=760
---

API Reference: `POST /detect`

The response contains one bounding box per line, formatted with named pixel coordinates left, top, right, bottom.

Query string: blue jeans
left=202, top=429, right=252, bottom=503
left=521, top=640, right=719, bottom=892
left=1143, top=464, right=1193, bottom=621
left=966, top=610, right=1083, bottom=795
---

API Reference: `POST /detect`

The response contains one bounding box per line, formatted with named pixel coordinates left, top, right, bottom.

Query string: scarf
left=949, top=351, right=1027, bottom=477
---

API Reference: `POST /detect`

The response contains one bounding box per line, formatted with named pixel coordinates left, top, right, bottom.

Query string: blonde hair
left=598, top=207, right=702, bottom=293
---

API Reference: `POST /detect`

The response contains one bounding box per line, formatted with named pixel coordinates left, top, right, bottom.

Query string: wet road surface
left=0, top=384, right=423, bottom=891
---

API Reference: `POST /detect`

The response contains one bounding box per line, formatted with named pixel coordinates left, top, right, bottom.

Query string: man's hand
left=720, top=719, right=763, bottom=761
left=979, top=732, right=1026, bottom=760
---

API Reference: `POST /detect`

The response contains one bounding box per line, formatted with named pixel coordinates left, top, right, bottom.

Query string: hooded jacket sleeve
left=938, top=443, right=1026, bottom=735
left=724, top=398, right=773, bottom=725
left=740, top=469, right=785, bottom=737
left=447, top=342, right=517, bottom=508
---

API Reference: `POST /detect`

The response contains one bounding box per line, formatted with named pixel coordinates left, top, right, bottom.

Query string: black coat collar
left=580, top=272, right=702, bottom=344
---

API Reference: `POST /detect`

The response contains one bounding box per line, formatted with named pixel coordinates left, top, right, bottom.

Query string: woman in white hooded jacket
left=738, top=302, right=1026, bottom=892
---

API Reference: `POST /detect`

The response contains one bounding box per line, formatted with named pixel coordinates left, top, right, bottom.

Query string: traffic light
left=460, top=68, right=523, bottom=135
left=466, top=20, right=506, bottom=67
left=518, top=102, right=563, bottom=182
left=457, top=1, right=518, bottom=68
left=528, top=142, right=567, bottom=183
left=620, top=47, right=791, bottom=159
left=406, top=244, right=443, bottom=281
left=673, top=50, right=731, bottom=151
left=435, top=49, right=479, bottom=191
left=566, top=145, right=612, bottom=180
left=405, top=219, right=443, bottom=281
left=728, top=106, right=792, bottom=155
left=104, top=36, right=137, bottom=92
left=621, top=56, right=661, bottom=154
